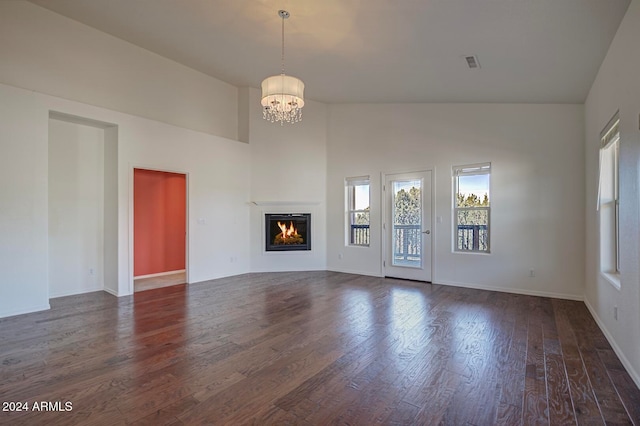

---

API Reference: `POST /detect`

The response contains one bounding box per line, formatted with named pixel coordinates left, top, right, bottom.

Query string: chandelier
left=261, top=10, right=305, bottom=124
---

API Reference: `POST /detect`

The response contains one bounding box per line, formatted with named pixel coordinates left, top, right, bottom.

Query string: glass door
left=384, top=170, right=432, bottom=282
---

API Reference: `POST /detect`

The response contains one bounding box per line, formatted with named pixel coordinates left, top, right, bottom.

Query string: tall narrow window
left=346, top=177, right=370, bottom=246
left=598, top=113, right=620, bottom=279
left=454, top=163, right=491, bottom=253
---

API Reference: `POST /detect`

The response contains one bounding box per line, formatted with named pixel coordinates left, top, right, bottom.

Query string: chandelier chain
left=281, top=14, right=285, bottom=75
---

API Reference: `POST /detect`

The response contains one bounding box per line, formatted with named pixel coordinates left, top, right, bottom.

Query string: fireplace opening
left=265, top=213, right=311, bottom=252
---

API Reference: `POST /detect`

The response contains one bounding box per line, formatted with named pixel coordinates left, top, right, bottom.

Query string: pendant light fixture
left=261, top=10, right=305, bottom=124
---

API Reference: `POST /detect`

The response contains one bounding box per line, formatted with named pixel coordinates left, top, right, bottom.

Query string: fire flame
left=277, top=221, right=297, bottom=239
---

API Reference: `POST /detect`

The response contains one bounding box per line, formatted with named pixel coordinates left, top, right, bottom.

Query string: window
left=346, top=177, right=370, bottom=246
left=598, top=113, right=620, bottom=278
left=454, top=163, right=490, bottom=252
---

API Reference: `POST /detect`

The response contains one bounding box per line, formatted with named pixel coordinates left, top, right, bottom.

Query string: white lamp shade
left=261, top=75, right=305, bottom=110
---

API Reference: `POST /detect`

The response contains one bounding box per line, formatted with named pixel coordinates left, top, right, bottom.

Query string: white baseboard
left=49, top=285, right=104, bottom=299
left=432, top=279, right=584, bottom=301
left=327, top=267, right=382, bottom=278
left=583, top=298, right=640, bottom=389
left=0, top=303, right=50, bottom=319
left=249, top=267, right=326, bottom=274
left=325, top=272, right=584, bottom=300
left=134, top=269, right=185, bottom=280
left=103, top=287, right=119, bottom=297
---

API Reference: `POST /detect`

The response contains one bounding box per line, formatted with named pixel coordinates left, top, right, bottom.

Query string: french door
left=383, top=170, right=433, bottom=282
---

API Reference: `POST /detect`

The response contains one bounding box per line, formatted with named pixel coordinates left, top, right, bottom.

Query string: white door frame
left=381, top=168, right=435, bottom=282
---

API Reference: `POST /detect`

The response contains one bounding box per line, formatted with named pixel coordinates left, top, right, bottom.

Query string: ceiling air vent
left=464, top=55, right=480, bottom=69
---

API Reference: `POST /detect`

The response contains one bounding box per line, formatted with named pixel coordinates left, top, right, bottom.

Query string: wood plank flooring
left=134, top=272, right=187, bottom=293
left=1, top=271, right=639, bottom=425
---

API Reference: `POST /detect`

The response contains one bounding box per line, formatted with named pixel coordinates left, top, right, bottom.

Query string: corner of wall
left=584, top=297, right=640, bottom=388
left=238, top=87, right=251, bottom=144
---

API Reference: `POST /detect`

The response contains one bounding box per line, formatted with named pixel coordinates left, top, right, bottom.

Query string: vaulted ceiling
left=28, top=0, right=630, bottom=104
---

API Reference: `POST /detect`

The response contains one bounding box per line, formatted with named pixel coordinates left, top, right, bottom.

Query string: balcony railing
left=457, top=224, right=488, bottom=251
left=350, top=224, right=370, bottom=246
left=351, top=224, right=422, bottom=264
left=393, top=224, right=421, bottom=263
left=350, top=223, right=488, bottom=259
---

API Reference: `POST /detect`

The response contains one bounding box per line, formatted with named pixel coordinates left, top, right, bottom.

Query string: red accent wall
left=134, top=169, right=186, bottom=277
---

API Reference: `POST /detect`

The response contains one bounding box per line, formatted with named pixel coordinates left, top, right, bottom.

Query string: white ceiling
left=27, top=0, right=630, bottom=104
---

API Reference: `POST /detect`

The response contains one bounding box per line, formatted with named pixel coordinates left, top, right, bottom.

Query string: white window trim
left=602, top=271, right=621, bottom=290
left=597, top=112, right=621, bottom=282
left=346, top=176, right=370, bottom=247
left=453, top=162, right=491, bottom=254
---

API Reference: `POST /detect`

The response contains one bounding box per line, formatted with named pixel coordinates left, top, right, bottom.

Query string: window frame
left=453, top=163, right=491, bottom=254
left=597, top=112, right=621, bottom=281
left=345, top=176, right=370, bottom=247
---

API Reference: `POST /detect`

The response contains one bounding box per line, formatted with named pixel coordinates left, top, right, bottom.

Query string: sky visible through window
left=458, top=174, right=490, bottom=200
left=394, top=180, right=421, bottom=194
left=354, top=184, right=370, bottom=210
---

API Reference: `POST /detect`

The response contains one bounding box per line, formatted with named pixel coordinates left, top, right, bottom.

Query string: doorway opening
left=133, top=168, right=187, bottom=292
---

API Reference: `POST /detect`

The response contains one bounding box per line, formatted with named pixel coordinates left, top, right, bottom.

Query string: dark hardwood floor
left=1, top=271, right=639, bottom=425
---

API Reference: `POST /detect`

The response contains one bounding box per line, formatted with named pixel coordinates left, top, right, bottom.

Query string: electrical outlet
left=338, top=253, right=343, bottom=260
left=89, top=268, right=94, bottom=276
left=614, top=306, right=618, bottom=321
left=529, top=269, right=535, bottom=277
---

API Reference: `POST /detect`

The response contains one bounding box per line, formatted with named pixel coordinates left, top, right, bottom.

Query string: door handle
left=422, top=230, right=430, bottom=234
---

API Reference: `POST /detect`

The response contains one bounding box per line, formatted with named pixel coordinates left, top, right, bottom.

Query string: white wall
left=0, top=82, right=251, bottom=317
left=0, top=85, right=50, bottom=317
left=584, top=0, right=640, bottom=387
left=327, top=103, right=585, bottom=299
left=247, top=88, right=328, bottom=272
left=103, top=127, right=119, bottom=295
left=48, top=119, right=105, bottom=297
left=0, top=1, right=238, bottom=140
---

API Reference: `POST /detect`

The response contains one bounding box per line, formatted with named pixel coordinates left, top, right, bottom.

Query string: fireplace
left=265, top=213, right=311, bottom=252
